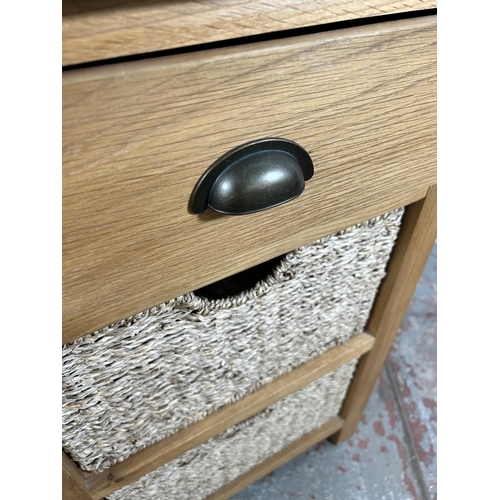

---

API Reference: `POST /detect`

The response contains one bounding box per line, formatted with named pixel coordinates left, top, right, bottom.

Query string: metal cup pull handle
left=189, top=138, right=314, bottom=215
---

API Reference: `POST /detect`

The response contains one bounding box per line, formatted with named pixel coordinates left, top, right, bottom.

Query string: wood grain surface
left=63, top=451, right=92, bottom=500
left=205, top=417, right=345, bottom=500
left=63, top=16, right=437, bottom=344
left=85, top=332, right=373, bottom=498
left=62, top=0, right=437, bottom=66
left=332, top=185, right=437, bottom=443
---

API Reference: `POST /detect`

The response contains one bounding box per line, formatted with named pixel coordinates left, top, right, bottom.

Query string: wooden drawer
left=63, top=16, right=436, bottom=345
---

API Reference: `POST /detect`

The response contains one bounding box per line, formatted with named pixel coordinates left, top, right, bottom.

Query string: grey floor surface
left=232, top=244, right=437, bottom=500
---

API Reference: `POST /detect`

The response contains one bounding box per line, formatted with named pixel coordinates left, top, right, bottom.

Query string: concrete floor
left=233, top=244, right=437, bottom=500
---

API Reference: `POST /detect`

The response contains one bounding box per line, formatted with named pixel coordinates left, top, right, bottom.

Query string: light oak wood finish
left=62, top=0, right=437, bottom=66
left=63, top=16, right=436, bottom=344
left=83, top=332, right=374, bottom=498
left=332, top=185, right=437, bottom=443
left=205, top=417, right=344, bottom=500
left=63, top=452, right=92, bottom=500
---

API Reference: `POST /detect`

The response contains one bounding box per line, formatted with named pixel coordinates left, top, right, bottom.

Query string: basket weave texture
left=107, top=361, right=357, bottom=500
left=62, top=208, right=404, bottom=473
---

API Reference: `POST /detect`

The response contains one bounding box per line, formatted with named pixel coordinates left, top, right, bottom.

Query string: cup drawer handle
left=189, top=137, right=314, bottom=215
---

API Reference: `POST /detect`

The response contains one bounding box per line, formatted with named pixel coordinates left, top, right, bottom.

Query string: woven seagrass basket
left=62, top=208, right=404, bottom=497
left=107, top=362, right=357, bottom=500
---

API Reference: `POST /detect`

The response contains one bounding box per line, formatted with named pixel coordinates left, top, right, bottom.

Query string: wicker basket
left=107, top=361, right=358, bottom=500
left=62, top=208, right=404, bottom=475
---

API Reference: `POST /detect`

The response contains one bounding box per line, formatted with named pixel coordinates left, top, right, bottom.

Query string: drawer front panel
left=63, top=16, right=436, bottom=343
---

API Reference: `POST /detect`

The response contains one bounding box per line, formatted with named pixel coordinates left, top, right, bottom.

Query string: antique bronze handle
left=189, top=138, right=314, bottom=215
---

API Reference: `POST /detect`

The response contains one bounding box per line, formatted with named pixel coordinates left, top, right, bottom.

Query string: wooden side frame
left=331, top=184, right=437, bottom=443
left=62, top=185, right=436, bottom=499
